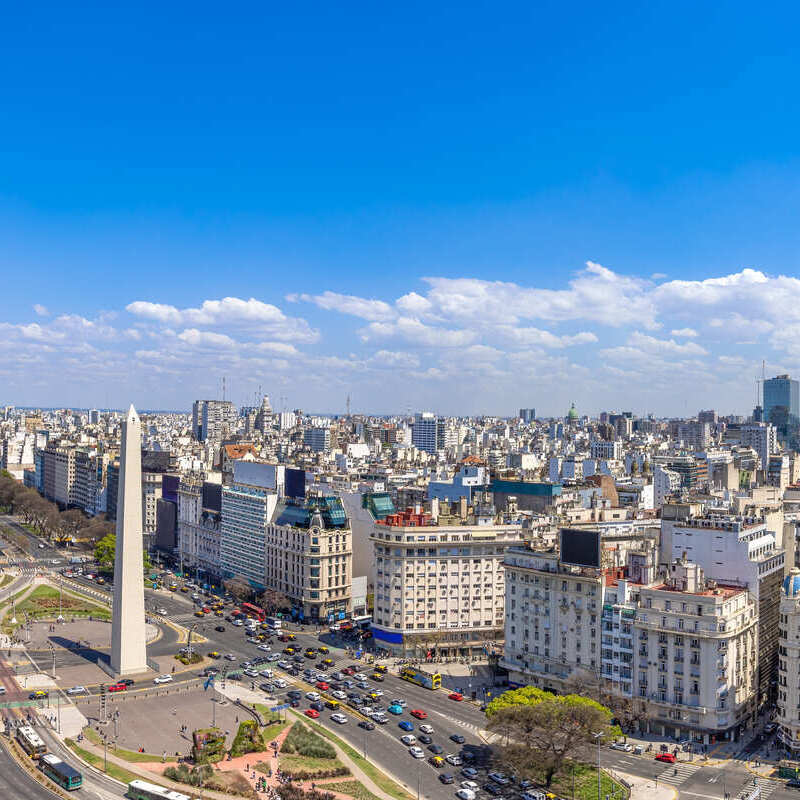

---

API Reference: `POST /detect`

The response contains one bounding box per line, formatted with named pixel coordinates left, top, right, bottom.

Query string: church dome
left=567, top=403, right=578, bottom=421
left=784, top=568, right=800, bottom=598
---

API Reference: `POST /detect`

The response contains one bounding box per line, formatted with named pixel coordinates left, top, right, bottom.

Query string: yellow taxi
left=370, top=672, right=385, bottom=682
left=374, top=664, right=387, bottom=673
left=428, top=756, right=444, bottom=768
left=285, top=647, right=296, bottom=655
left=214, top=610, right=224, bottom=617
left=321, top=658, right=334, bottom=667
left=207, top=651, right=221, bottom=659
left=287, top=633, right=296, bottom=641
left=194, top=610, right=205, bottom=617
left=318, top=646, right=329, bottom=654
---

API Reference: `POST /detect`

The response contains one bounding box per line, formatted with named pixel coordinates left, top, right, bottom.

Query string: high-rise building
left=740, top=423, right=778, bottom=470
left=763, top=374, right=800, bottom=428
left=411, top=412, right=452, bottom=454
left=192, top=400, right=237, bottom=442
left=778, top=569, right=800, bottom=753
left=304, top=427, right=331, bottom=453
left=519, top=408, right=536, bottom=423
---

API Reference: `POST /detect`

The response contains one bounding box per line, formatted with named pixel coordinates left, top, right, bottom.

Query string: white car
left=330, top=690, right=346, bottom=700
left=66, top=685, right=87, bottom=695
left=610, top=742, right=633, bottom=752
left=157, top=608, right=168, bottom=615
left=354, top=673, right=367, bottom=681
left=306, top=691, right=321, bottom=701
left=257, top=644, right=271, bottom=651
left=330, top=713, right=348, bottom=724
left=419, top=724, right=434, bottom=734
left=244, top=669, right=259, bottom=677
left=461, top=781, right=479, bottom=791
left=224, top=654, right=237, bottom=661
left=409, top=746, right=425, bottom=759
left=232, top=619, right=244, bottom=626
left=446, top=754, right=462, bottom=766
left=390, top=698, right=407, bottom=707
left=456, top=790, right=476, bottom=800
left=273, top=678, right=287, bottom=688
left=154, top=674, right=173, bottom=684
left=268, top=654, right=281, bottom=662
left=400, top=734, right=417, bottom=746
left=371, top=689, right=384, bottom=697
left=259, top=669, right=274, bottom=678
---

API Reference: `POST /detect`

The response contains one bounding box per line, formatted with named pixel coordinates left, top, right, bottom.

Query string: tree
left=258, top=588, right=289, bottom=614
left=224, top=576, right=253, bottom=602
left=486, top=686, right=618, bottom=787
left=563, top=667, right=647, bottom=733
left=94, top=533, right=116, bottom=569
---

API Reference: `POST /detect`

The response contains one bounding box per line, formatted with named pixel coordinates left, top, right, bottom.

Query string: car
left=288, top=690, right=303, bottom=700
left=488, top=773, right=510, bottom=786
left=342, top=666, right=355, bottom=675
left=358, top=720, right=375, bottom=730
left=331, top=690, right=346, bottom=700
left=157, top=608, right=168, bottom=615
left=428, top=744, right=444, bottom=754
left=372, top=713, right=388, bottom=724
left=310, top=701, right=324, bottom=712
left=448, top=692, right=463, bottom=701
left=200, top=667, right=220, bottom=676
left=787, top=780, right=800, bottom=790
left=305, top=708, right=320, bottom=718
left=370, top=689, right=384, bottom=698
left=655, top=753, right=676, bottom=764
left=390, top=698, right=407, bottom=707
left=257, top=644, right=271, bottom=651
left=194, top=610, right=205, bottom=617
left=418, top=734, right=433, bottom=745
left=66, top=685, right=87, bottom=695
left=439, top=773, right=455, bottom=785
left=316, top=681, right=330, bottom=691
left=330, top=713, right=348, bottom=724
left=483, top=784, right=503, bottom=796
left=446, top=755, right=462, bottom=766
left=388, top=704, right=403, bottom=715
left=273, top=678, right=288, bottom=688
left=461, top=768, right=479, bottom=779
left=410, top=709, right=428, bottom=719
left=268, top=653, right=281, bottom=662
left=28, top=690, right=48, bottom=700
left=354, top=673, right=367, bottom=681
left=450, top=734, right=466, bottom=744
left=259, top=682, right=275, bottom=693
left=456, top=790, right=476, bottom=800
left=371, top=673, right=385, bottom=682
left=429, top=756, right=445, bottom=768
left=610, top=742, right=633, bottom=752
left=461, top=781, right=479, bottom=791
left=224, top=653, right=237, bottom=661
left=306, top=691, right=321, bottom=701
left=356, top=681, right=368, bottom=689
left=214, top=625, right=226, bottom=632
left=409, top=746, right=425, bottom=759
left=399, top=720, right=415, bottom=732
left=208, top=651, right=221, bottom=659
left=419, top=724, right=434, bottom=734
left=154, top=674, right=173, bottom=684
left=765, top=723, right=778, bottom=735
left=401, top=734, right=417, bottom=745
left=232, top=619, right=244, bottom=626
left=119, top=678, right=134, bottom=687
left=244, top=669, right=259, bottom=677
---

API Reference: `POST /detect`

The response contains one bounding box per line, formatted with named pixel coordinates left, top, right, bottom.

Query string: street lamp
left=593, top=731, right=604, bottom=800
left=10, top=595, right=17, bottom=625
left=47, top=643, right=56, bottom=678
left=57, top=575, right=63, bottom=623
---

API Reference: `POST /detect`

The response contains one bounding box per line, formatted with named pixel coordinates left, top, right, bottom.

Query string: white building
left=590, top=440, right=623, bottom=461
left=369, top=501, right=523, bottom=657
left=304, top=427, right=331, bottom=453
left=740, top=423, right=778, bottom=471
left=778, top=568, right=800, bottom=752
left=654, top=465, right=682, bottom=506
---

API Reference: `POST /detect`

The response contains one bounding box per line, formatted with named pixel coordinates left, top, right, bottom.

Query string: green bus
left=39, top=753, right=82, bottom=790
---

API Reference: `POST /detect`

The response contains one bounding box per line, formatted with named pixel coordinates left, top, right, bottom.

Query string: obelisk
left=110, top=405, right=148, bottom=675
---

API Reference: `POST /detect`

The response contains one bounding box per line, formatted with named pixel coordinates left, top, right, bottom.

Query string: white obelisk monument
left=110, top=404, right=148, bottom=676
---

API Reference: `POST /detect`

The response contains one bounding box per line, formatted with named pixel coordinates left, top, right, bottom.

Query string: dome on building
left=784, top=568, right=800, bottom=598
left=567, top=403, right=578, bottom=422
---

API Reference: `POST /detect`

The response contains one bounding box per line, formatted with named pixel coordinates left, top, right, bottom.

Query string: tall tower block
left=110, top=405, right=148, bottom=675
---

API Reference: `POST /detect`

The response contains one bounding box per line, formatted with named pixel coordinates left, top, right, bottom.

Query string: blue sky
left=4, top=2, right=800, bottom=415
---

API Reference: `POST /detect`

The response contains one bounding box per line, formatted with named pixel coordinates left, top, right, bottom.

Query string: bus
left=17, top=725, right=47, bottom=758
left=400, top=668, right=441, bottom=690
left=264, top=616, right=282, bottom=630
left=126, top=778, right=197, bottom=800
left=39, top=753, right=82, bottom=791
left=240, top=602, right=265, bottom=622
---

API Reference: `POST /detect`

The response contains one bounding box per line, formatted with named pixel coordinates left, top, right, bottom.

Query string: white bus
left=264, top=616, right=282, bottom=630
left=126, top=779, right=197, bottom=800
left=17, top=725, right=47, bottom=758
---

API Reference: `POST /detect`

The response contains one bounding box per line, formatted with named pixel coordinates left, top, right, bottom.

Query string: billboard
left=559, top=528, right=601, bottom=568
left=233, top=461, right=284, bottom=491
left=285, top=467, right=306, bottom=499
left=202, top=481, right=223, bottom=512
left=161, top=474, right=179, bottom=504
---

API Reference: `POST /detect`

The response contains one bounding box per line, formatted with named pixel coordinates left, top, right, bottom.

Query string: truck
left=399, top=668, right=441, bottom=690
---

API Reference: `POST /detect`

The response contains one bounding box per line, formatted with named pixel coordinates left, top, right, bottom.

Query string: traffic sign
left=270, top=703, right=289, bottom=712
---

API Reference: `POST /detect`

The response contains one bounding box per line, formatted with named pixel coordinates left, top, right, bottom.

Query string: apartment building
left=635, top=560, right=757, bottom=743
left=590, top=440, right=623, bottom=461
left=777, top=569, right=800, bottom=753
left=192, top=399, right=237, bottom=443
left=369, top=499, right=523, bottom=657
left=178, top=476, right=222, bottom=583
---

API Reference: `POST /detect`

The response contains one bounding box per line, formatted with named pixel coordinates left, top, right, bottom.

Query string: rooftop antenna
left=222, top=376, right=226, bottom=402
left=346, top=393, right=351, bottom=417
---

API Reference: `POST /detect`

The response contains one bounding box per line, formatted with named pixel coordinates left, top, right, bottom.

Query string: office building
left=304, top=427, right=331, bottom=453
left=763, top=374, right=800, bottom=429
left=740, top=423, right=778, bottom=470
left=192, top=400, right=237, bottom=442
left=777, top=569, right=800, bottom=753
left=519, top=408, right=536, bottom=424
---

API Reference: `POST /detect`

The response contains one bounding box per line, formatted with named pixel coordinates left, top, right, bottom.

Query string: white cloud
left=127, top=297, right=319, bottom=342
left=177, top=329, right=236, bottom=348
left=288, top=291, right=395, bottom=322
left=499, top=326, right=598, bottom=348
left=360, top=317, right=477, bottom=348
left=33, top=304, right=49, bottom=317
left=626, top=331, right=708, bottom=356
left=670, top=328, right=698, bottom=338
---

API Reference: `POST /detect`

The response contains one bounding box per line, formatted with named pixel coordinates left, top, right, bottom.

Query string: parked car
left=305, top=709, right=320, bottom=719
left=358, top=720, right=375, bottom=730
left=455, top=790, right=476, bottom=800
left=399, top=720, right=415, bottom=732
left=611, top=743, right=633, bottom=752
left=448, top=692, right=463, bottom=701
left=401, top=734, right=417, bottom=746
left=450, top=734, right=466, bottom=744
left=439, top=773, right=455, bottom=785
left=655, top=753, right=676, bottom=764
left=410, top=709, right=428, bottom=719
left=330, top=713, right=348, bottom=724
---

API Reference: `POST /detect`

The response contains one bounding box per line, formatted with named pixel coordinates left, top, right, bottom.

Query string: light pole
left=593, top=731, right=604, bottom=800
left=11, top=595, right=17, bottom=625
left=56, top=693, right=61, bottom=734
left=417, top=758, right=421, bottom=800
left=47, top=643, right=56, bottom=678
left=57, top=575, right=63, bottom=623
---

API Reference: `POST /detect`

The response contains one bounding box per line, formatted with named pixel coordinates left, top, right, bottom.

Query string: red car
left=410, top=709, right=428, bottom=719
left=448, top=692, right=463, bottom=701
left=655, top=753, right=676, bottom=764
left=316, top=681, right=329, bottom=691
left=342, top=667, right=355, bottom=675
left=305, top=708, right=320, bottom=719
left=108, top=683, right=126, bottom=693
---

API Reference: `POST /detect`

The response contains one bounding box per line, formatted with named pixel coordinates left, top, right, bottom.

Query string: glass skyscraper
left=763, top=374, right=799, bottom=427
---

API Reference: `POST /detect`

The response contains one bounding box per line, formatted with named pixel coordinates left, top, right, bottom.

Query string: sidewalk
left=616, top=771, right=678, bottom=800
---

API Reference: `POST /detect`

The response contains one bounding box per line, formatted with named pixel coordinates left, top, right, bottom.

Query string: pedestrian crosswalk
left=656, top=762, right=701, bottom=786
left=735, top=778, right=777, bottom=800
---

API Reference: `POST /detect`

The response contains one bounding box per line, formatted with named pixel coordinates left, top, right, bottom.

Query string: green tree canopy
left=486, top=687, right=619, bottom=787
left=94, top=532, right=151, bottom=572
